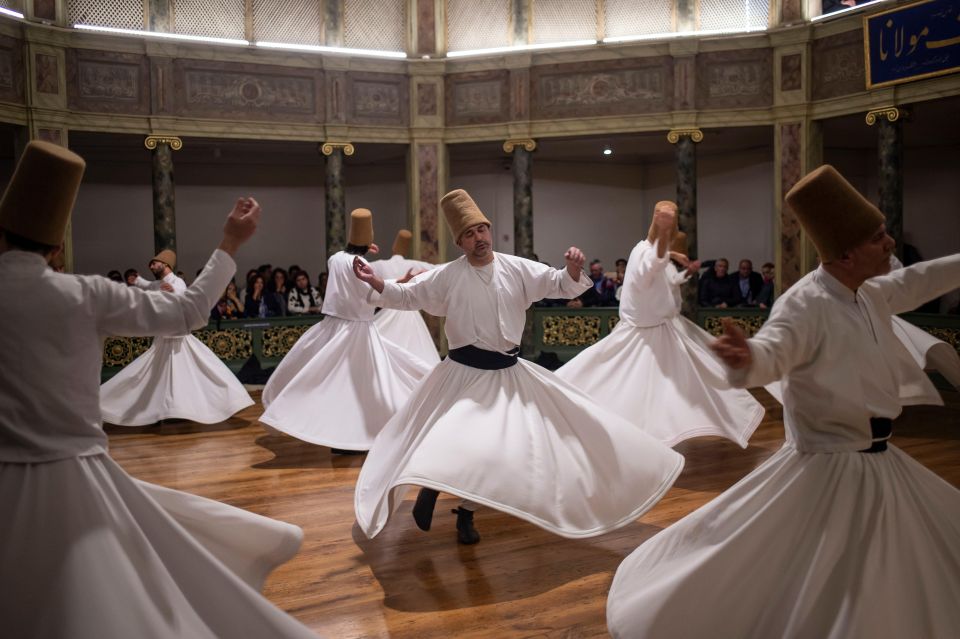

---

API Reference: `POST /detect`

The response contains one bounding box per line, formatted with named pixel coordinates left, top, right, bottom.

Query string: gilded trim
left=144, top=135, right=183, bottom=151
left=667, top=129, right=704, bottom=144
left=865, top=106, right=900, bottom=125
left=503, top=138, right=537, bottom=153
left=320, top=141, right=355, bottom=156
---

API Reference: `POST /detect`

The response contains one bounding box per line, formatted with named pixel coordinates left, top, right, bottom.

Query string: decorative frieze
left=172, top=60, right=323, bottom=122
left=347, top=72, right=408, bottom=126
left=35, top=53, right=59, bottom=95
left=780, top=54, right=802, bottom=92
left=531, top=58, right=673, bottom=119
left=812, top=30, right=865, bottom=100
left=446, top=70, right=510, bottom=126
left=67, top=49, right=150, bottom=114
left=696, top=49, right=773, bottom=110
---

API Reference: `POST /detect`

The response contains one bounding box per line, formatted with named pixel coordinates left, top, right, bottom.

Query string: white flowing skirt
left=100, top=335, right=254, bottom=426
left=0, top=454, right=315, bottom=639
left=607, top=443, right=960, bottom=639
left=260, top=317, right=431, bottom=449
left=374, top=308, right=441, bottom=365
left=355, top=358, right=684, bottom=539
left=556, top=317, right=764, bottom=448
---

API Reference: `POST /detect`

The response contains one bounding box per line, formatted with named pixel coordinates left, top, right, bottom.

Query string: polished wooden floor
left=106, top=389, right=960, bottom=638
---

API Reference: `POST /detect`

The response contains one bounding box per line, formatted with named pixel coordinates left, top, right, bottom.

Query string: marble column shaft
left=877, top=117, right=904, bottom=257
left=676, top=136, right=698, bottom=318
left=325, top=147, right=346, bottom=259
left=151, top=142, right=177, bottom=255
left=513, top=146, right=534, bottom=259
left=147, top=0, right=173, bottom=31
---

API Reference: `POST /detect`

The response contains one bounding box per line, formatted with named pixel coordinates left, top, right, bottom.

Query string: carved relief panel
left=67, top=49, right=151, bottom=115
left=0, top=35, right=25, bottom=105
left=172, top=59, right=324, bottom=122
left=346, top=72, right=408, bottom=126
left=531, top=58, right=673, bottom=119
left=445, top=69, right=510, bottom=126
left=812, top=30, right=865, bottom=100
left=696, top=48, right=773, bottom=110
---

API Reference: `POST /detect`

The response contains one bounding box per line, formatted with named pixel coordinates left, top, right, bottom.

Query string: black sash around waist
left=448, top=345, right=520, bottom=370
left=860, top=418, right=893, bottom=453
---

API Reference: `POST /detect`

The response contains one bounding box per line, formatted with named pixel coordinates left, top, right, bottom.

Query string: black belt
left=448, top=345, right=519, bottom=370
left=860, top=418, right=892, bottom=453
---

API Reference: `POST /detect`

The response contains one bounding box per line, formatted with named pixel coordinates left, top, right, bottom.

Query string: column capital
left=503, top=138, right=536, bottom=153
left=145, top=135, right=183, bottom=150
left=865, top=106, right=904, bottom=126
left=320, top=141, right=355, bottom=156
left=667, top=129, right=703, bottom=144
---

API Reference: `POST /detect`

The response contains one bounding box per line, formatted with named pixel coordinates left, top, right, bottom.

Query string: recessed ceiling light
left=603, top=146, right=613, bottom=156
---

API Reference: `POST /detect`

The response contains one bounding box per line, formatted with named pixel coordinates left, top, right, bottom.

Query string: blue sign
left=865, top=0, right=960, bottom=88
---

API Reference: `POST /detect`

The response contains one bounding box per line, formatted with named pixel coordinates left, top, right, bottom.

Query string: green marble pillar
left=671, top=130, right=701, bottom=318
left=512, top=145, right=534, bottom=259
left=150, top=140, right=178, bottom=255
left=324, top=146, right=346, bottom=259
left=877, top=117, right=903, bottom=258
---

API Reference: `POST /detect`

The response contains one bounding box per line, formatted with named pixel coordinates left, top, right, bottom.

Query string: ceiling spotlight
left=603, top=146, right=613, bottom=156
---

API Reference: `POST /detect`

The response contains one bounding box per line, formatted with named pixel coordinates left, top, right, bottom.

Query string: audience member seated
left=317, top=271, right=329, bottom=301
left=124, top=268, right=138, bottom=286
left=822, top=0, right=857, bottom=15
left=698, top=257, right=740, bottom=308
left=223, top=280, right=243, bottom=316
left=734, top=259, right=764, bottom=306
left=757, top=262, right=775, bottom=308
left=580, top=259, right=617, bottom=307
left=288, top=270, right=323, bottom=315
left=107, top=270, right=123, bottom=283
left=244, top=274, right=270, bottom=318
left=267, top=268, right=289, bottom=317
left=613, top=257, right=627, bottom=302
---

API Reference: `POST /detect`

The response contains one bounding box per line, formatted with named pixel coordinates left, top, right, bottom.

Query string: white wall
left=71, top=160, right=407, bottom=282
left=450, top=148, right=775, bottom=270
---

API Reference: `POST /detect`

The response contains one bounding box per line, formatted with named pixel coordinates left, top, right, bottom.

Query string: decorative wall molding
left=347, top=71, right=409, bottom=126
left=696, top=48, right=773, bottom=110
left=66, top=49, right=150, bottom=115
left=812, top=29, right=865, bottom=101
left=446, top=69, right=510, bottom=126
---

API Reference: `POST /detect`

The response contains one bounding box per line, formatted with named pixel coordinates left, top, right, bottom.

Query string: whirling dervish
left=557, top=200, right=764, bottom=448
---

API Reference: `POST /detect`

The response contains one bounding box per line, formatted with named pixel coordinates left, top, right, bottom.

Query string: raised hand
left=397, top=267, right=425, bottom=284
left=686, top=259, right=701, bottom=276
left=220, top=197, right=261, bottom=256
left=710, top=318, right=752, bottom=370
left=669, top=251, right=690, bottom=267
left=353, top=256, right=385, bottom=293
left=160, top=282, right=175, bottom=293
left=564, top=246, right=585, bottom=280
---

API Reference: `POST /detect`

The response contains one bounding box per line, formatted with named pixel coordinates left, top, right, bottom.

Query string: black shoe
left=330, top=448, right=364, bottom=455
left=412, top=488, right=440, bottom=531
left=453, top=507, right=480, bottom=545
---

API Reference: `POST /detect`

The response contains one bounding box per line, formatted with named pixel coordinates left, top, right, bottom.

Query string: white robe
left=557, top=240, right=764, bottom=447
left=0, top=249, right=315, bottom=638
left=259, top=251, right=431, bottom=449
left=355, top=253, right=685, bottom=539
left=99, top=271, right=253, bottom=425
left=370, top=254, right=440, bottom=365
left=607, top=255, right=960, bottom=639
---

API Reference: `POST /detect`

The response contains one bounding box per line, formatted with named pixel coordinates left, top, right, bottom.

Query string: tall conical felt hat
left=151, top=249, right=177, bottom=270
left=392, top=229, right=412, bottom=257
left=0, top=140, right=86, bottom=246
left=671, top=231, right=688, bottom=255
left=441, top=189, right=491, bottom=242
left=647, top=200, right=679, bottom=246
left=349, top=208, right=374, bottom=246
left=785, top=165, right=885, bottom=262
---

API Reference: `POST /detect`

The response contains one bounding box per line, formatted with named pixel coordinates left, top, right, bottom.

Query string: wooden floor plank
left=105, top=389, right=960, bottom=638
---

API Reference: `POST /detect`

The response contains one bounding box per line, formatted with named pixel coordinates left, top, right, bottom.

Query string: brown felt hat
left=349, top=208, right=374, bottom=246
left=441, top=189, right=491, bottom=242
left=671, top=231, right=688, bottom=255
left=392, top=229, right=412, bottom=257
left=647, top=200, right=679, bottom=246
left=0, top=141, right=86, bottom=246
left=151, top=249, right=177, bottom=270
left=785, top=165, right=886, bottom=262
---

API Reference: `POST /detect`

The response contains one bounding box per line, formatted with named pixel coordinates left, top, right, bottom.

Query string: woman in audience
left=267, top=267, right=289, bottom=316
left=287, top=270, right=322, bottom=314
left=244, top=274, right=269, bottom=318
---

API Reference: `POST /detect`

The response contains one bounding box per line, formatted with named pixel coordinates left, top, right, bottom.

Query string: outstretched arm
left=353, top=256, right=385, bottom=293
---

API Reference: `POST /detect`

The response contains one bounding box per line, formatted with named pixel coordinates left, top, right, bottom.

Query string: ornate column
left=322, top=0, right=344, bottom=47
left=668, top=128, right=702, bottom=318
left=408, top=140, right=447, bottom=351
left=145, top=135, right=181, bottom=256
left=775, top=120, right=823, bottom=291
left=321, top=141, right=352, bottom=259
left=147, top=0, right=173, bottom=31
left=504, top=139, right=536, bottom=259
left=867, top=106, right=904, bottom=257
left=511, top=0, right=530, bottom=45
left=676, top=0, right=696, bottom=31
left=411, top=0, right=444, bottom=57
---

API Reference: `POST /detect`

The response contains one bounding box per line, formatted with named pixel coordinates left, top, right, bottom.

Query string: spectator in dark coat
left=698, top=258, right=740, bottom=308
left=734, top=259, right=764, bottom=306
